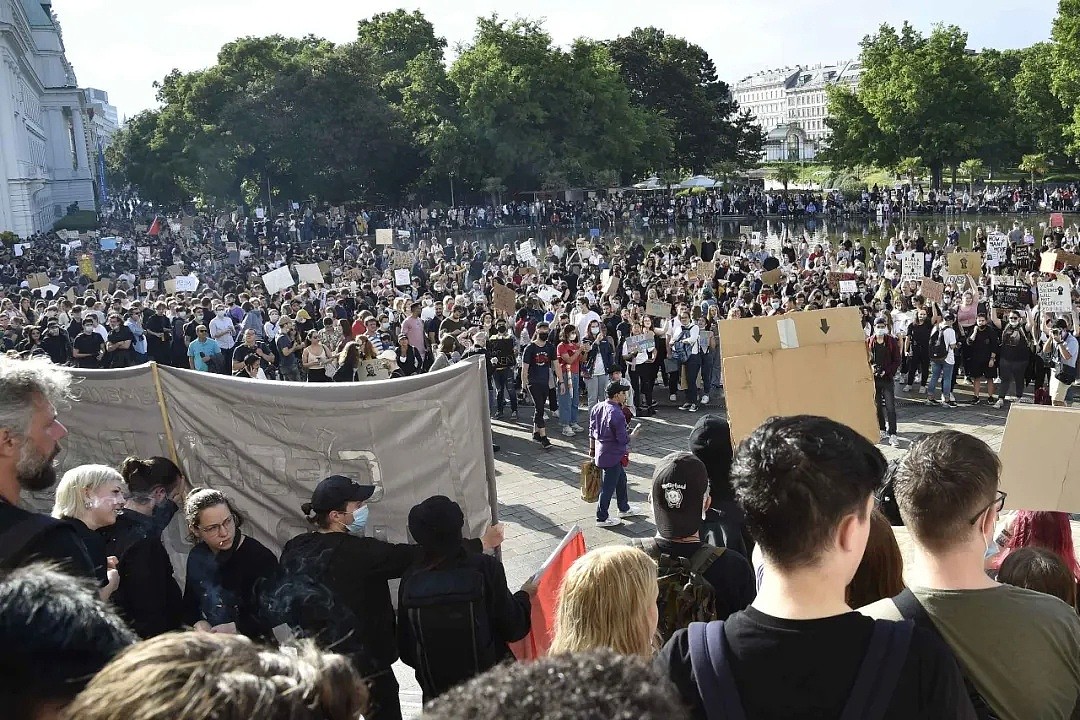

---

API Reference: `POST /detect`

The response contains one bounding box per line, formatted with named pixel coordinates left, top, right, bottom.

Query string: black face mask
left=537, top=332, right=549, bottom=341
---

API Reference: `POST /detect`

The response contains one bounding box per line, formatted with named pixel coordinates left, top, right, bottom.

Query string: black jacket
left=100, top=508, right=184, bottom=638
left=0, top=502, right=95, bottom=579
left=183, top=533, right=279, bottom=639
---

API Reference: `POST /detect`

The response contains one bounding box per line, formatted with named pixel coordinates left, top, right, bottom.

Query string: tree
left=105, top=110, right=188, bottom=206
left=1019, top=153, right=1050, bottom=187
left=770, top=165, right=799, bottom=195
left=1052, top=0, right=1080, bottom=152
left=959, top=158, right=986, bottom=182
left=1016, top=42, right=1072, bottom=161
left=606, top=27, right=762, bottom=172
left=893, top=157, right=926, bottom=186
left=824, top=23, right=993, bottom=189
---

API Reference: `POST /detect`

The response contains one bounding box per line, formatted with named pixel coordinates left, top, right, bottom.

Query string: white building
left=0, top=0, right=96, bottom=238
left=734, top=60, right=863, bottom=162
left=84, top=87, right=118, bottom=147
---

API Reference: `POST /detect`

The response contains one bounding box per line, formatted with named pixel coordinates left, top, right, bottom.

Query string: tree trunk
left=930, top=160, right=943, bottom=192
left=950, top=166, right=957, bottom=192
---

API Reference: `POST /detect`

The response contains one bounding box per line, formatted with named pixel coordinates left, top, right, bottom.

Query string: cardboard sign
left=739, top=226, right=753, bottom=236
left=1039, top=279, right=1072, bottom=313
left=175, top=275, right=199, bottom=292
left=693, top=260, right=716, bottom=281
left=393, top=269, right=411, bottom=286
left=999, top=406, right=1080, bottom=511
left=78, top=254, right=98, bottom=281
left=387, top=249, right=414, bottom=270
left=295, top=263, right=324, bottom=285
left=646, top=300, right=671, bottom=318
left=166, top=264, right=182, bottom=278
left=839, top=280, right=858, bottom=294
left=920, top=278, right=945, bottom=304
left=760, top=268, right=783, bottom=286
left=985, top=235, right=1008, bottom=268
left=94, top=279, right=112, bottom=295
left=492, top=283, right=517, bottom=316
left=901, top=251, right=925, bottom=282
left=164, top=279, right=178, bottom=294
left=992, top=284, right=1032, bottom=310
left=946, top=252, right=982, bottom=278
left=719, top=307, right=878, bottom=444
left=357, top=359, right=391, bottom=382
left=262, top=266, right=295, bottom=295
left=27, top=272, right=49, bottom=289
left=625, top=334, right=656, bottom=354
left=376, top=229, right=394, bottom=246
left=1040, top=251, right=1080, bottom=274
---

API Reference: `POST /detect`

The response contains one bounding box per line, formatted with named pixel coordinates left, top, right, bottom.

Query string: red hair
left=993, top=511, right=1080, bottom=580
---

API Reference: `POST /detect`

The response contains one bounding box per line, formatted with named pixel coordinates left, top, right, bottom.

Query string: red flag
left=509, top=526, right=586, bottom=661
left=148, top=217, right=161, bottom=236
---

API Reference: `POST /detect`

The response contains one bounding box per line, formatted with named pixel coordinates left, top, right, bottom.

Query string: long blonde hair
left=550, top=546, right=658, bottom=657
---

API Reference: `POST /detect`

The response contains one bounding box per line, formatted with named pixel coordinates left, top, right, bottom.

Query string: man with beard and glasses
left=0, top=356, right=95, bottom=578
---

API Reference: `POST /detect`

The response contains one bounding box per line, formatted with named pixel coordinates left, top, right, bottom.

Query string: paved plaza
left=394, top=379, right=1013, bottom=715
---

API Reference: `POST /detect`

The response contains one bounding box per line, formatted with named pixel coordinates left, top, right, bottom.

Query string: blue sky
left=55, top=0, right=1057, bottom=120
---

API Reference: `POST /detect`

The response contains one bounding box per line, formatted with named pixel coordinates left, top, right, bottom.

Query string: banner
left=509, top=526, right=586, bottom=661
left=27, top=361, right=497, bottom=579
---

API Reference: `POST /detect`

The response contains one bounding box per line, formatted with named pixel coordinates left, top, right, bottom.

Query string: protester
left=548, top=545, right=658, bottom=657
left=846, top=508, right=905, bottom=608
left=657, top=415, right=976, bottom=720
left=1044, top=318, right=1078, bottom=406
left=50, top=464, right=125, bottom=600
left=687, top=416, right=752, bottom=556
left=990, top=510, right=1080, bottom=582
left=522, top=322, right=555, bottom=449
left=398, top=495, right=530, bottom=702
left=64, top=633, right=368, bottom=720
left=589, top=381, right=641, bottom=527
left=997, top=547, right=1077, bottom=608
left=0, top=563, right=136, bottom=720
left=863, top=430, right=1080, bottom=719
left=868, top=315, right=901, bottom=445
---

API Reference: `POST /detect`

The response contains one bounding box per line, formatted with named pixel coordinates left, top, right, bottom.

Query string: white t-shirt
left=933, top=324, right=958, bottom=365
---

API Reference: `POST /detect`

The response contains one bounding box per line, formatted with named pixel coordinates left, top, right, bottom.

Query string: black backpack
left=929, top=327, right=948, bottom=361
left=399, top=566, right=498, bottom=697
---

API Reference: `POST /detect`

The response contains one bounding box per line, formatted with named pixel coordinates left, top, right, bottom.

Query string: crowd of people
left=3, top=350, right=1080, bottom=720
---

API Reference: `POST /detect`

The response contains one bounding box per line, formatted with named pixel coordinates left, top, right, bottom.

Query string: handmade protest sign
left=646, top=300, right=671, bottom=318
left=493, top=283, right=517, bottom=316
left=992, top=284, right=1032, bottom=310
left=921, top=278, right=945, bottom=304
left=946, top=252, right=982, bottom=278
left=393, top=269, right=411, bottom=286
left=295, top=263, right=324, bottom=285
left=1039, top=279, right=1072, bottom=313
left=262, top=266, right=295, bottom=295
left=901, top=252, right=925, bottom=281
left=175, top=275, right=199, bottom=292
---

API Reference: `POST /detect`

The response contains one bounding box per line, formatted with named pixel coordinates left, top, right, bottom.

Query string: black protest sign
left=992, top=284, right=1033, bottom=310
left=1013, top=245, right=1033, bottom=271
left=719, top=239, right=741, bottom=256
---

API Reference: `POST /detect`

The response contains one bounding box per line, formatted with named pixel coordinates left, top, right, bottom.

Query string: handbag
left=1055, top=363, right=1077, bottom=385
left=580, top=461, right=601, bottom=503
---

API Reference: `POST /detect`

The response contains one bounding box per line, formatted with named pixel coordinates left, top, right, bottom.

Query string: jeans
left=683, top=354, right=702, bottom=404
left=584, top=373, right=609, bottom=410
left=596, top=463, right=629, bottom=521
left=928, top=360, right=954, bottom=399
left=875, top=376, right=897, bottom=435
left=558, top=372, right=580, bottom=426
left=998, top=358, right=1028, bottom=401
left=492, top=367, right=517, bottom=412
left=905, top=351, right=930, bottom=387
left=700, top=350, right=715, bottom=395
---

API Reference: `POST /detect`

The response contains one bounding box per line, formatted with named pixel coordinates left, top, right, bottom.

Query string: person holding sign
left=989, top=308, right=1034, bottom=408
left=1043, top=318, right=1078, bottom=406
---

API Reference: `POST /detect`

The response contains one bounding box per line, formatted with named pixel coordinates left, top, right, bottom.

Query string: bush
left=52, top=211, right=99, bottom=232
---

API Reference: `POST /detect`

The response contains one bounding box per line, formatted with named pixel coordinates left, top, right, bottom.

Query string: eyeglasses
left=198, top=514, right=235, bottom=535
left=968, top=490, right=1007, bottom=525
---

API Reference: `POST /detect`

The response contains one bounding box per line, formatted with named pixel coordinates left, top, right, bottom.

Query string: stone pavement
left=393, top=378, right=1013, bottom=716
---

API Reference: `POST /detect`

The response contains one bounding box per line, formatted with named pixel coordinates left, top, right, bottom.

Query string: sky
left=55, top=0, right=1057, bottom=121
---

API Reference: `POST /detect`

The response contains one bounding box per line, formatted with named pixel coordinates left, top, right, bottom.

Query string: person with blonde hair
left=63, top=632, right=368, bottom=720
left=51, top=464, right=127, bottom=600
left=549, top=545, right=658, bottom=657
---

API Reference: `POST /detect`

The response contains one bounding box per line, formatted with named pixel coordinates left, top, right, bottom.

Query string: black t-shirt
left=0, top=502, right=96, bottom=580
left=653, top=539, right=756, bottom=620
left=656, top=606, right=975, bottom=720
left=522, top=341, right=556, bottom=386
left=72, top=331, right=104, bottom=368
left=700, top=239, right=717, bottom=262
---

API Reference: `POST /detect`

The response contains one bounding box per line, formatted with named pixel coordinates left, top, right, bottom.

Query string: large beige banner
left=29, top=359, right=497, bottom=570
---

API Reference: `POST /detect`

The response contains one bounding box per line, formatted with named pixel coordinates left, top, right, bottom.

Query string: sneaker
left=947, top=399, right=958, bottom=407
left=939, top=398, right=950, bottom=407
left=880, top=430, right=888, bottom=442
left=679, top=403, right=691, bottom=411
left=669, top=394, right=677, bottom=401
left=994, top=399, right=1004, bottom=409
left=546, top=409, right=557, bottom=420
left=532, top=432, right=540, bottom=442
left=970, top=397, right=983, bottom=405
left=561, top=426, right=575, bottom=437
left=649, top=401, right=659, bottom=409
left=492, top=444, right=501, bottom=453
left=888, top=435, right=901, bottom=447
left=701, top=394, right=710, bottom=404
left=919, top=386, right=927, bottom=394
left=540, top=436, right=552, bottom=449
left=618, top=505, right=643, bottom=518
left=902, top=385, right=912, bottom=392
left=595, top=517, right=622, bottom=528
left=510, top=410, right=519, bottom=420
left=571, top=424, right=584, bottom=433
left=689, top=403, right=698, bottom=413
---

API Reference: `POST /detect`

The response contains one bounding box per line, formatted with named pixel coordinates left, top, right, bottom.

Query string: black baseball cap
left=310, top=475, right=376, bottom=513
left=606, top=381, right=626, bottom=398
left=652, top=452, right=709, bottom=539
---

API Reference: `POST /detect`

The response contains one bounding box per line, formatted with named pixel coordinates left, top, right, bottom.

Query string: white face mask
left=875, top=327, right=887, bottom=337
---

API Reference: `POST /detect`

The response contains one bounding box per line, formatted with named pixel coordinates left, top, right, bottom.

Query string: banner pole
left=149, top=362, right=180, bottom=466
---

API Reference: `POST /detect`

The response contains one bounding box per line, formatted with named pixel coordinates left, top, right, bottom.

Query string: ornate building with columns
left=0, top=0, right=95, bottom=237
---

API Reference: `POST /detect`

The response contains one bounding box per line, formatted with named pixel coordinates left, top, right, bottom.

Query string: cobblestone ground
left=394, top=378, right=1013, bottom=716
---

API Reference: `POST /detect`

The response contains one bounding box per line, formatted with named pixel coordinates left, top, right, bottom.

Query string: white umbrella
left=633, top=176, right=662, bottom=190
left=678, top=175, right=719, bottom=189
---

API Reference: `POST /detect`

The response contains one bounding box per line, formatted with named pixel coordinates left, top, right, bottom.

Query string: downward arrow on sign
left=820, top=319, right=831, bottom=335
left=752, top=327, right=763, bottom=343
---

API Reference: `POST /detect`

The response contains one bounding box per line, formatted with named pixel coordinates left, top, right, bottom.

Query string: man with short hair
left=862, top=430, right=1080, bottom=720
left=187, top=326, right=221, bottom=372
left=657, top=415, right=974, bottom=720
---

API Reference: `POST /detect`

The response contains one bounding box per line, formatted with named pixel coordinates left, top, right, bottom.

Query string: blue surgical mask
left=347, top=505, right=369, bottom=535
left=984, top=529, right=1000, bottom=561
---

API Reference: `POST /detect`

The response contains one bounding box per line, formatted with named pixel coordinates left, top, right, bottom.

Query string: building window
left=63, top=108, right=78, bottom=170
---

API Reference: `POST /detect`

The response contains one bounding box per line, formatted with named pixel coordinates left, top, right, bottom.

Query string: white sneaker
left=689, top=403, right=698, bottom=413
left=994, top=399, right=1004, bottom=409
left=595, top=517, right=622, bottom=528
left=669, top=394, right=677, bottom=401
left=561, top=426, right=575, bottom=437
left=902, top=385, right=912, bottom=392
left=880, top=430, right=888, bottom=442
left=919, top=386, right=927, bottom=394
left=701, top=394, right=710, bottom=404
left=571, top=424, right=584, bottom=433
left=888, top=434, right=901, bottom=447
left=618, top=504, right=643, bottom=518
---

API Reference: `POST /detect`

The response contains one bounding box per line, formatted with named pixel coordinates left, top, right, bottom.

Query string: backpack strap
left=892, top=587, right=928, bottom=623
left=0, top=513, right=64, bottom=568
left=630, top=538, right=661, bottom=560
left=840, top=620, right=914, bottom=720
left=688, top=544, right=725, bottom=576
left=688, top=621, right=746, bottom=720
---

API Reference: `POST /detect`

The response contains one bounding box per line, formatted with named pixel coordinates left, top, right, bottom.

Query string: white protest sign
left=517, top=240, right=535, bottom=264
left=1039, top=279, right=1073, bottom=313
left=144, top=279, right=157, bottom=290
left=839, top=280, right=859, bottom=294
left=986, top=234, right=1008, bottom=268
left=901, top=251, right=924, bottom=282
left=765, top=235, right=783, bottom=256
left=175, top=275, right=199, bottom=292
left=32, top=284, right=61, bottom=297
left=255, top=207, right=265, bottom=219
left=262, top=266, right=295, bottom=295
left=295, top=263, right=324, bottom=285
left=394, top=268, right=411, bottom=286
left=538, top=286, right=558, bottom=304
left=13, top=243, right=29, bottom=256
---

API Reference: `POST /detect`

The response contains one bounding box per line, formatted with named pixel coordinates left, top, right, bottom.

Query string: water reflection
left=455, top=214, right=1057, bottom=252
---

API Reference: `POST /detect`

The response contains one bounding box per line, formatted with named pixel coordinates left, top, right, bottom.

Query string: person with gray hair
left=51, top=464, right=127, bottom=601
left=0, top=356, right=95, bottom=578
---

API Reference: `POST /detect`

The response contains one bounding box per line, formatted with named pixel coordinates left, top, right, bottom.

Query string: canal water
left=454, top=213, right=1062, bottom=252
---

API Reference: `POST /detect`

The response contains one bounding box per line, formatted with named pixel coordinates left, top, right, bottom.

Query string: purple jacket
left=590, top=400, right=629, bottom=469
